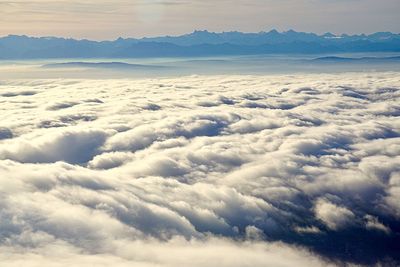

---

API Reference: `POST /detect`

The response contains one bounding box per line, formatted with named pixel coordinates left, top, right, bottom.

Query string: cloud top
left=0, top=72, right=399, bottom=266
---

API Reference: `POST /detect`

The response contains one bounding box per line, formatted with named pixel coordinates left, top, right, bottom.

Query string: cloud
left=0, top=72, right=399, bottom=265
left=314, top=199, right=355, bottom=230
left=0, top=128, right=111, bottom=164
left=0, top=237, right=335, bottom=267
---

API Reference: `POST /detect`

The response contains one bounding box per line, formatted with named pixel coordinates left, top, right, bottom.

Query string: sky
left=0, top=0, right=399, bottom=40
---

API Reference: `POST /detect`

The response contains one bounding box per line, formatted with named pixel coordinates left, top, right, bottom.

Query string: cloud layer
left=0, top=73, right=399, bottom=266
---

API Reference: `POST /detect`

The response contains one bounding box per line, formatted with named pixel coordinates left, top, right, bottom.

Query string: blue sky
left=0, top=0, right=399, bottom=39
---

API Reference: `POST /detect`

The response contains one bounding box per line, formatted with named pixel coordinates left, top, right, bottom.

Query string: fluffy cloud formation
left=1, top=237, right=334, bottom=267
left=0, top=72, right=399, bottom=266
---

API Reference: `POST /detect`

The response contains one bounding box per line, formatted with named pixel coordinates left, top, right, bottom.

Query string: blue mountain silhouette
left=1, top=30, right=399, bottom=59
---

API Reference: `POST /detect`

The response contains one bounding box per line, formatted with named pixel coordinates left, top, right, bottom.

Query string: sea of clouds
left=0, top=73, right=399, bottom=266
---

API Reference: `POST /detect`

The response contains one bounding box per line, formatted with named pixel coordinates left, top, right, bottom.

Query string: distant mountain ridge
left=313, top=56, right=400, bottom=62
left=137, top=30, right=400, bottom=46
left=42, top=62, right=166, bottom=69
left=1, top=30, right=399, bottom=59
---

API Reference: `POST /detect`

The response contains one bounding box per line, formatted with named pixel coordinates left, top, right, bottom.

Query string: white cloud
left=0, top=72, right=399, bottom=265
left=314, top=199, right=355, bottom=230
left=0, top=237, right=334, bottom=267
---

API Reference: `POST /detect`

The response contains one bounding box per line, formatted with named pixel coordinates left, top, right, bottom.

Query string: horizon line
left=1, top=29, right=399, bottom=42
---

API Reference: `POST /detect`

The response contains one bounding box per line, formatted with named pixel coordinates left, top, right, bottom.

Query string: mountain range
left=1, top=30, right=400, bottom=59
